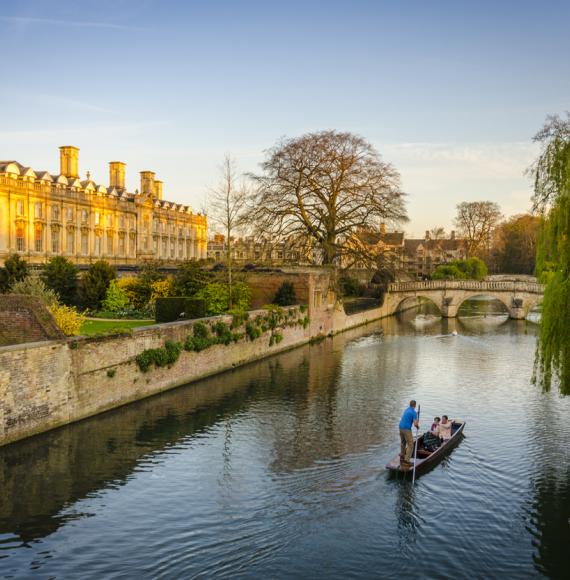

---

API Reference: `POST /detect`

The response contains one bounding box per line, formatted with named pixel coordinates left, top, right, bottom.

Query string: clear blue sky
left=1, top=0, right=569, bottom=236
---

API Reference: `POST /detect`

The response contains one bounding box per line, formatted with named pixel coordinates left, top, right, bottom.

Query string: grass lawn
left=80, top=319, right=155, bottom=336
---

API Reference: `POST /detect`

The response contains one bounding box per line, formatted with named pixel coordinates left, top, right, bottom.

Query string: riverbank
left=0, top=291, right=392, bottom=447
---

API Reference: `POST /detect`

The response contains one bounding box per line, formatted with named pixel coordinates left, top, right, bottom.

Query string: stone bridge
left=385, top=279, right=544, bottom=319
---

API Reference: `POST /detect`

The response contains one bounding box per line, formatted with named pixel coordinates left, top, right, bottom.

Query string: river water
left=0, top=300, right=568, bottom=579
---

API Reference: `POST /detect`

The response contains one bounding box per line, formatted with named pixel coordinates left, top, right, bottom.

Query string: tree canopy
left=492, top=214, right=540, bottom=275
left=454, top=201, right=502, bottom=258
left=530, top=112, right=570, bottom=394
left=249, top=130, right=408, bottom=265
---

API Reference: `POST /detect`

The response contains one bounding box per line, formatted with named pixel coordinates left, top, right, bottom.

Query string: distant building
left=403, top=230, right=467, bottom=278
left=351, top=223, right=406, bottom=270
left=0, top=146, right=207, bottom=266
left=207, top=234, right=310, bottom=265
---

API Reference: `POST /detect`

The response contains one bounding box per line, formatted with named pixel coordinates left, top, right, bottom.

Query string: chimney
left=140, top=171, right=155, bottom=196
left=425, top=230, right=430, bottom=240
left=109, top=161, right=126, bottom=190
left=380, top=222, right=386, bottom=235
left=154, top=180, right=163, bottom=200
left=450, top=230, right=456, bottom=240
left=59, top=146, right=79, bottom=178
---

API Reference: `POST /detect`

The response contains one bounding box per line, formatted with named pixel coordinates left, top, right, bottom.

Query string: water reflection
left=0, top=304, right=567, bottom=579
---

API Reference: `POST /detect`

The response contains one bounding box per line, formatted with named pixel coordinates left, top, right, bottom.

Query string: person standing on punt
left=399, top=400, right=419, bottom=466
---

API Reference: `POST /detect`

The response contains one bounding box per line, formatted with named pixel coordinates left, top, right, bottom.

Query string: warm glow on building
left=0, top=146, right=207, bottom=265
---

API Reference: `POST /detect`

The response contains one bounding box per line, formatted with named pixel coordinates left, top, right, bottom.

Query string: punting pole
left=412, top=404, right=421, bottom=485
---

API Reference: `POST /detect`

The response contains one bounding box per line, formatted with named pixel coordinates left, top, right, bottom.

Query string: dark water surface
left=1, top=301, right=568, bottom=579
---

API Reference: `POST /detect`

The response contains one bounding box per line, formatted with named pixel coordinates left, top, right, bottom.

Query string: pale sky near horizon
left=1, top=0, right=569, bottom=237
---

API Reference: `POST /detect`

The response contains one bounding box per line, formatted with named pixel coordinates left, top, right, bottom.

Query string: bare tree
left=209, top=154, right=248, bottom=308
left=429, top=226, right=446, bottom=240
left=248, top=130, right=408, bottom=266
left=454, top=201, right=502, bottom=257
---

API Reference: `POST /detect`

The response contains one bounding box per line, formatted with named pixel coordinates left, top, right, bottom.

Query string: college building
left=0, top=146, right=207, bottom=266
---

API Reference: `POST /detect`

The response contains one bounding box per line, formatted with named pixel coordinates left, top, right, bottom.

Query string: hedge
left=155, top=297, right=187, bottom=323
left=185, top=298, right=207, bottom=319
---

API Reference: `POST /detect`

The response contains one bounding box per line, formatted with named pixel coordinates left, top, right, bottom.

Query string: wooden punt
left=386, top=420, right=466, bottom=476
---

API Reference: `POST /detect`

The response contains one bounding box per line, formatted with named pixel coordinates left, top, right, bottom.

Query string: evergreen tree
left=174, top=260, right=211, bottom=297
left=79, top=260, right=116, bottom=311
left=42, top=256, right=79, bottom=305
left=0, top=253, right=28, bottom=291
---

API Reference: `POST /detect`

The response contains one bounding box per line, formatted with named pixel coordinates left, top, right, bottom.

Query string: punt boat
left=386, top=420, right=466, bottom=476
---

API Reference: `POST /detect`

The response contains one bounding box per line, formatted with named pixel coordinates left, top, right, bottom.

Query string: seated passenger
left=431, top=416, right=441, bottom=436
left=439, top=415, right=453, bottom=440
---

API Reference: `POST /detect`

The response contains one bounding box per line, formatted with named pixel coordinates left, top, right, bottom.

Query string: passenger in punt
left=430, top=416, right=441, bottom=436
left=439, top=415, right=453, bottom=441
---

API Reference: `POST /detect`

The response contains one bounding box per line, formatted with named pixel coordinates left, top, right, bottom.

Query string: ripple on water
left=0, top=314, right=568, bottom=579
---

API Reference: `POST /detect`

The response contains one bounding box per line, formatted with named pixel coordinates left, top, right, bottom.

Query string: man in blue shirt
left=399, top=400, right=419, bottom=465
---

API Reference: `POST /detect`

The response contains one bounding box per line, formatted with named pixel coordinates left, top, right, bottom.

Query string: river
left=0, top=299, right=568, bottom=579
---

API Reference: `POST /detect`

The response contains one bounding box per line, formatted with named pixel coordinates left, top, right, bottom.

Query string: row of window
left=15, top=201, right=138, bottom=228
left=14, top=202, right=200, bottom=237
left=13, top=227, right=203, bottom=259
left=14, top=226, right=138, bottom=256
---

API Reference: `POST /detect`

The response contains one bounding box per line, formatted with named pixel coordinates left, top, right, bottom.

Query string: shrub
left=185, top=298, right=207, bottom=319
left=0, top=253, right=29, bottom=292
left=265, top=304, right=284, bottom=330
left=195, top=283, right=228, bottom=315
left=269, top=331, right=284, bottom=346
left=116, top=276, right=148, bottom=310
left=461, top=257, right=488, bottom=280
left=432, top=258, right=487, bottom=281
left=213, top=321, right=233, bottom=345
left=273, top=281, right=297, bottom=306
left=136, top=349, right=156, bottom=372
left=135, top=340, right=183, bottom=372
left=11, top=274, right=60, bottom=307
left=339, top=275, right=363, bottom=297
left=150, top=277, right=175, bottom=302
left=231, top=282, right=251, bottom=311
left=431, top=264, right=467, bottom=280
left=102, top=279, right=131, bottom=312
left=230, top=308, right=248, bottom=329
left=49, top=304, right=86, bottom=336
left=174, top=261, right=212, bottom=296
left=79, top=261, right=116, bottom=310
left=155, top=297, right=187, bottom=323
left=245, top=321, right=262, bottom=341
left=164, top=340, right=183, bottom=365
left=193, top=321, right=210, bottom=339
left=42, top=256, right=78, bottom=306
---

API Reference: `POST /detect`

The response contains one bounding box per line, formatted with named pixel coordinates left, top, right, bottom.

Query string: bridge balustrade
left=388, top=280, right=544, bottom=294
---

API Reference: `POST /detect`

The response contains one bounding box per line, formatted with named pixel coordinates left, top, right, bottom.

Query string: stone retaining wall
left=0, top=270, right=395, bottom=448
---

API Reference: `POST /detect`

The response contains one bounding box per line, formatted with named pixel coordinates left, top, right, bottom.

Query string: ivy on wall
left=135, top=306, right=310, bottom=373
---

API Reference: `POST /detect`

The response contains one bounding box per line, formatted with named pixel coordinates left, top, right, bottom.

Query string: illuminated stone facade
left=0, top=146, right=207, bottom=266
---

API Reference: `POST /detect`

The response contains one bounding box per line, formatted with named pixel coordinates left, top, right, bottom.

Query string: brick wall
left=0, top=295, right=64, bottom=346
left=244, top=271, right=310, bottom=308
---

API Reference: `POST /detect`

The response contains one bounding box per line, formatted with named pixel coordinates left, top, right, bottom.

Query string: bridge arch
left=454, top=293, right=511, bottom=317
left=393, top=294, right=442, bottom=315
